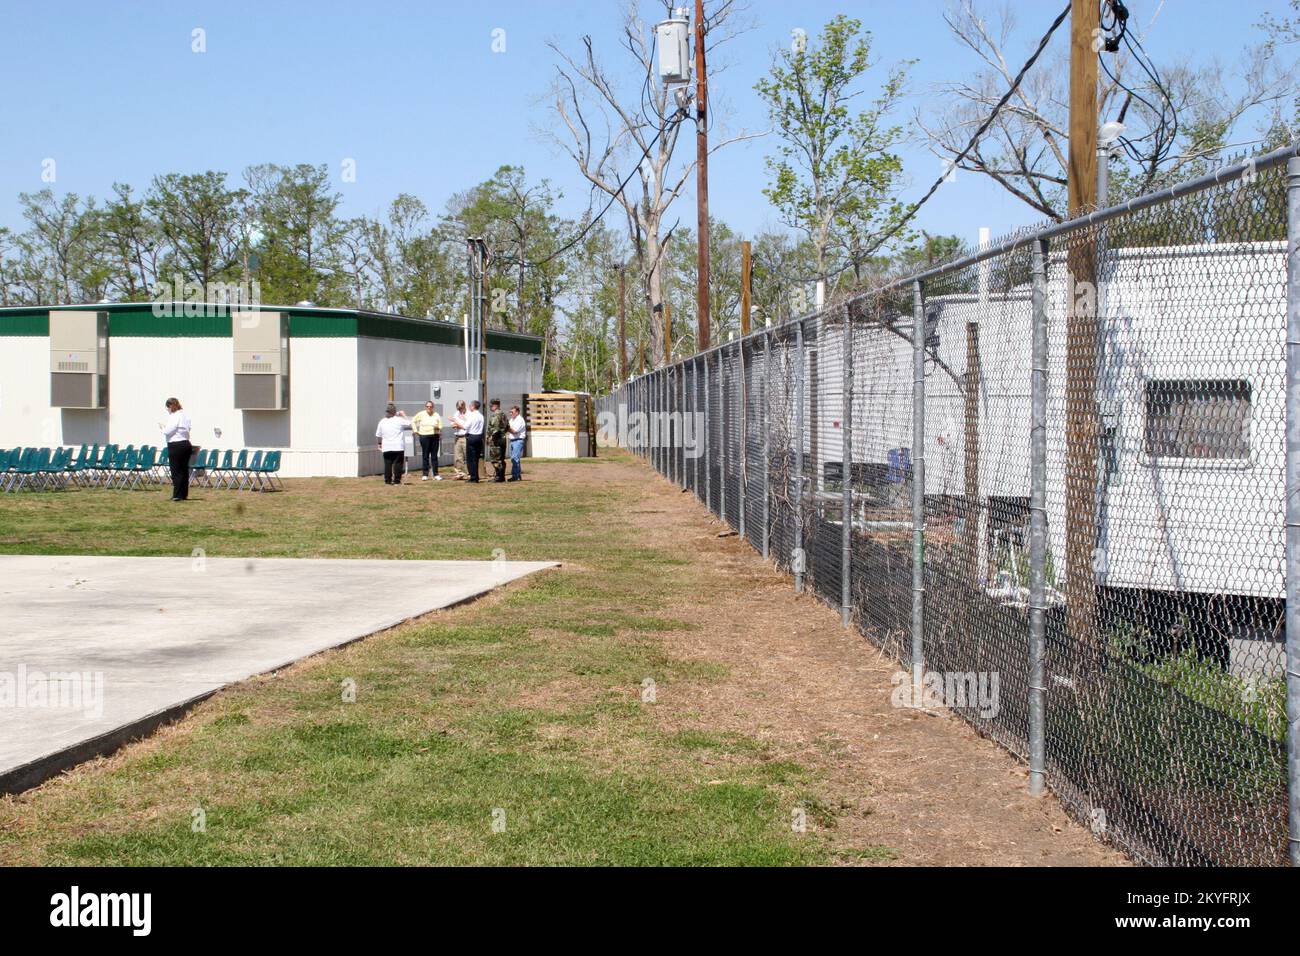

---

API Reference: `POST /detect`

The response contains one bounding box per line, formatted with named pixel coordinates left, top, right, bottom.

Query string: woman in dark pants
left=159, top=397, right=193, bottom=501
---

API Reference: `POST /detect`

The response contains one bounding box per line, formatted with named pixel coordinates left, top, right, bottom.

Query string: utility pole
left=694, top=0, right=710, bottom=353
left=617, top=263, right=628, bottom=382
left=1065, top=0, right=1100, bottom=649
left=740, top=240, right=752, bottom=336
left=1068, top=0, right=1098, bottom=215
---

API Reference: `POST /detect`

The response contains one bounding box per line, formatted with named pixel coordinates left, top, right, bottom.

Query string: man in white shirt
left=375, top=404, right=412, bottom=485
left=507, top=405, right=527, bottom=482
left=159, top=397, right=193, bottom=501
left=463, top=399, right=486, bottom=483
left=449, top=400, right=469, bottom=480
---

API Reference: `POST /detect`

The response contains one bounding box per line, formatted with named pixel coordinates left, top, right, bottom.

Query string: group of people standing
left=376, top=398, right=526, bottom=485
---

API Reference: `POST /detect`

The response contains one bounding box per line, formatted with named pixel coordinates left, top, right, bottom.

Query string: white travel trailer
left=801, top=240, right=1287, bottom=618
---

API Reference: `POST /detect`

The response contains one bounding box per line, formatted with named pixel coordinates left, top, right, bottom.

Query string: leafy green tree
left=755, top=15, right=911, bottom=295
left=663, top=218, right=743, bottom=350
left=146, top=171, right=245, bottom=292
left=442, top=165, right=566, bottom=335
left=243, top=163, right=342, bottom=305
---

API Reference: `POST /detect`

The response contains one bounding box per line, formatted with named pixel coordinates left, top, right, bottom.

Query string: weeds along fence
left=597, top=144, right=1300, bottom=867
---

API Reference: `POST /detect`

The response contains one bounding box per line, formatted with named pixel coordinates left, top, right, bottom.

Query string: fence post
left=762, top=331, right=771, bottom=560
left=911, top=280, right=926, bottom=698
left=739, top=339, right=748, bottom=540
left=1028, top=237, right=1050, bottom=797
left=795, top=320, right=806, bottom=593
left=691, top=358, right=699, bottom=497
left=658, top=370, right=666, bottom=475
left=841, top=304, right=854, bottom=628
left=1285, top=155, right=1300, bottom=865
left=680, top=362, right=688, bottom=490
left=719, top=349, right=727, bottom=522
left=703, top=355, right=712, bottom=512
left=664, top=367, right=670, bottom=479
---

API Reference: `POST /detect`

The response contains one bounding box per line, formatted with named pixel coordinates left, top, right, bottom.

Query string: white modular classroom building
left=0, top=303, right=543, bottom=477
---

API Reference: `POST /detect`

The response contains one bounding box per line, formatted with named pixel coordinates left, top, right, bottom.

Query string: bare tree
left=545, top=0, right=757, bottom=363
left=918, top=0, right=1296, bottom=220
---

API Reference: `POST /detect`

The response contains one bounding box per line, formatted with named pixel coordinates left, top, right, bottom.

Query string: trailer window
left=1144, top=379, right=1250, bottom=460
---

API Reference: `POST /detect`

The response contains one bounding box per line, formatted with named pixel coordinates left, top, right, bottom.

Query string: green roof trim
left=357, top=313, right=463, bottom=346
left=108, top=309, right=232, bottom=337
left=487, top=329, right=544, bottom=356
left=0, top=312, right=48, bottom=335
left=0, top=303, right=542, bottom=354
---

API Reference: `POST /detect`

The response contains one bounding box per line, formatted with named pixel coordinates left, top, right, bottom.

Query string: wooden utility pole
left=617, top=263, right=628, bottom=382
left=740, top=240, right=752, bottom=336
left=694, top=0, right=710, bottom=352
left=1068, top=0, right=1099, bottom=215
left=1065, top=0, right=1100, bottom=647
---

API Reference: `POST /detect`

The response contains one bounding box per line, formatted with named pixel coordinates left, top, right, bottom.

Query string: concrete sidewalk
left=0, top=555, right=557, bottom=793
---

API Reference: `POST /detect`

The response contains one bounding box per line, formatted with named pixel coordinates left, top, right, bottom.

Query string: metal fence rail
left=597, top=143, right=1300, bottom=867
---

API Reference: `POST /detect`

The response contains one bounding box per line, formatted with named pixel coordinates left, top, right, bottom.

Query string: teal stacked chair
left=153, top=445, right=171, bottom=486
left=13, top=448, right=50, bottom=491
left=242, top=450, right=264, bottom=491
left=128, top=446, right=156, bottom=489
left=106, top=447, right=131, bottom=489
left=5, top=449, right=28, bottom=491
left=255, top=450, right=283, bottom=492
left=43, top=447, right=72, bottom=489
left=67, top=445, right=92, bottom=486
left=211, top=449, right=234, bottom=489
left=230, top=449, right=250, bottom=490
left=88, top=444, right=115, bottom=487
left=190, top=448, right=212, bottom=488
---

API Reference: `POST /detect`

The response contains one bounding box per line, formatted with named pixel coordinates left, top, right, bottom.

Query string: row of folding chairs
left=1, top=444, right=282, bottom=493
left=1, top=445, right=159, bottom=492
left=188, top=448, right=283, bottom=492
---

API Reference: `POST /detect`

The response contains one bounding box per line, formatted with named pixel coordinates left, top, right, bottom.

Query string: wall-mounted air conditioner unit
left=50, top=310, right=108, bottom=408
left=233, top=311, right=289, bottom=409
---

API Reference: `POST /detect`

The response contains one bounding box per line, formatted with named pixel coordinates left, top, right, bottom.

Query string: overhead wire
left=762, top=2, right=1072, bottom=289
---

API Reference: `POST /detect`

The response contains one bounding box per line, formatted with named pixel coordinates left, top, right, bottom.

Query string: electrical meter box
left=50, top=310, right=109, bottom=408
left=233, top=310, right=289, bottom=410
left=655, top=13, right=691, bottom=85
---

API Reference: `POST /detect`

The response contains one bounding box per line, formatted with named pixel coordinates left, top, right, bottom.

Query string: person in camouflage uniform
left=486, top=399, right=509, bottom=483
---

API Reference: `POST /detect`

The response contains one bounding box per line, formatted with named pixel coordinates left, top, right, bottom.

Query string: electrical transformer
left=655, top=10, right=691, bottom=85
left=49, top=310, right=109, bottom=408
left=232, top=310, right=289, bottom=410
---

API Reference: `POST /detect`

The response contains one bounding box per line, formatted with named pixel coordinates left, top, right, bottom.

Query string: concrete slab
left=0, top=555, right=557, bottom=793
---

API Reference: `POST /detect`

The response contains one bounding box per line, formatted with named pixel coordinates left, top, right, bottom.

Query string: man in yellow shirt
left=411, top=401, right=444, bottom=481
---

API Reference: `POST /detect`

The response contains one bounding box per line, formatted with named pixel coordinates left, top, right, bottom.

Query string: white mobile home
left=802, top=240, right=1286, bottom=603
left=0, top=303, right=543, bottom=477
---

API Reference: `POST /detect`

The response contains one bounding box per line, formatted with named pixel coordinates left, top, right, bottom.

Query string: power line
left=498, top=109, right=687, bottom=271
left=766, top=3, right=1072, bottom=289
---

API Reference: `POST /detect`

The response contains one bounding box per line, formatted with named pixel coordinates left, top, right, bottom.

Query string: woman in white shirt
left=507, top=405, right=527, bottom=482
left=375, top=403, right=412, bottom=485
left=160, top=397, right=193, bottom=501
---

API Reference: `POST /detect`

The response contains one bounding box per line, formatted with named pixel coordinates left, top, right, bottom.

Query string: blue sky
left=0, top=0, right=1286, bottom=249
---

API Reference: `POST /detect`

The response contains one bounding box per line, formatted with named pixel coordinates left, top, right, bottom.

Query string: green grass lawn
left=0, top=453, right=851, bottom=865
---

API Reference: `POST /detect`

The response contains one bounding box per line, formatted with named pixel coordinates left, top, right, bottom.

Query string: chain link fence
left=597, top=145, right=1300, bottom=867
